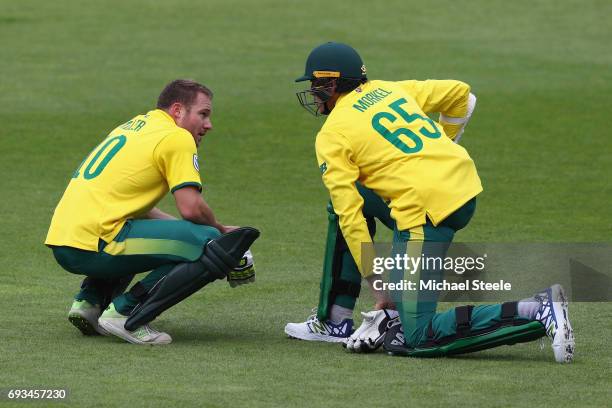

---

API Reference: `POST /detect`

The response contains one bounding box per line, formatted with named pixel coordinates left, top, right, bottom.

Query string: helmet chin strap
left=321, top=101, right=332, bottom=115
left=318, top=80, right=338, bottom=115
left=312, top=91, right=332, bottom=116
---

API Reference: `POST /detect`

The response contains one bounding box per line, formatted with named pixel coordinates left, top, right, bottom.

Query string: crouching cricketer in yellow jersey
left=285, top=42, right=574, bottom=363
left=45, top=79, right=259, bottom=345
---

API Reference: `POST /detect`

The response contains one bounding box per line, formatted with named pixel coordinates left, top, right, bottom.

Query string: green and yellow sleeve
left=315, top=130, right=373, bottom=276
left=153, top=130, right=202, bottom=193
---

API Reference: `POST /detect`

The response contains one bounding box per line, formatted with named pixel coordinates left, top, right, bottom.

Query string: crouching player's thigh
left=101, top=219, right=222, bottom=268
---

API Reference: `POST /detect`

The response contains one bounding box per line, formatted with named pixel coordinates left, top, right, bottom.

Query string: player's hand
left=365, top=275, right=394, bottom=309
left=344, top=309, right=400, bottom=353
left=227, top=249, right=255, bottom=288
left=221, top=225, right=241, bottom=234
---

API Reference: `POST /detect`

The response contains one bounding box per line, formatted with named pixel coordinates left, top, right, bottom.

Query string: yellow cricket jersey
left=315, top=79, right=483, bottom=276
left=45, top=109, right=202, bottom=250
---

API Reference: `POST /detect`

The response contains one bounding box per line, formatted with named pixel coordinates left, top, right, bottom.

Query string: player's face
left=311, top=79, right=337, bottom=114
left=296, top=78, right=338, bottom=116
left=309, top=80, right=326, bottom=114
left=312, top=89, right=326, bottom=114
left=177, top=92, right=213, bottom=147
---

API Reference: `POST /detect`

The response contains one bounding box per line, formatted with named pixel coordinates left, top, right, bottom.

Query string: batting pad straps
left=419, top=305, right=474, bottom=346
left=455, top=305, right=474, bottom=336
left=128, top=282, right=148, bottom=302
left=501, top=301, right=518, bottom=323
left=331, top=279, right=361, bottom=298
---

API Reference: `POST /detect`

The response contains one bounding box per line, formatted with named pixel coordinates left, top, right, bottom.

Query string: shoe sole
left=68, top=313, right=108, bottom=336
left=98, top=319, right=172, bottom=345
left=551, top=285, right=575, bottom=363
left=284, top=326, right=348, bottom=343
left=68, top=313, right=99, bottom=336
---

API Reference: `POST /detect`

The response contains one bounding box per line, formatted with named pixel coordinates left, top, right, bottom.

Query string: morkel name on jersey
left=352, top=88, right=392, bottom=112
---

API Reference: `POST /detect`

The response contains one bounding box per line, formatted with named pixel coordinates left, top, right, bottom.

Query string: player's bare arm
left=364, top=275, right=395, bottom=310
left=173, top=186, right=229, bottom=233
left=144, top=207, right=177, bottom=220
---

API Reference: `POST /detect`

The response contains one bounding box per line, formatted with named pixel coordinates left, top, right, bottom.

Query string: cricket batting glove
left=227, top=249, right=255, bottom=288
left=344, top=309, right=400, bottom=353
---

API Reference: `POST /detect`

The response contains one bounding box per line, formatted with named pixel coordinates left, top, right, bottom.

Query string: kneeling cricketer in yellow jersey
left=45, top=80, right=259, bottom=346
left=285, top=43, right=570, bottom=364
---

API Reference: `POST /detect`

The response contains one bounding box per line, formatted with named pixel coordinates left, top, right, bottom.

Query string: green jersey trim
left=170, top=182, right=202, bottom=193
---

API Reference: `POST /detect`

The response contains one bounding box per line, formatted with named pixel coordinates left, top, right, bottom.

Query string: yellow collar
left=150, top=108, right=175, bottom=124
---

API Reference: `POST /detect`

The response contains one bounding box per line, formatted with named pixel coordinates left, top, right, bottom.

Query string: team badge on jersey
left=193, top=154, right=200, bottom=171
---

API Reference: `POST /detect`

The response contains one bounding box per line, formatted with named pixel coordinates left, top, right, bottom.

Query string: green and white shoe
left=285, top=310, right=354, bottom=343
left=98, top=304, right=172, bottom=345
left=534, top=284, right=575, bottom=363
left=68, top=300, right=108, bottom=336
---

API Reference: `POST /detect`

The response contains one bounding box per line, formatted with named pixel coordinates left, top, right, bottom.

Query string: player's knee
left=189, top=223, right=222, bottom=245
left=204, top=225, right=222, bottom=239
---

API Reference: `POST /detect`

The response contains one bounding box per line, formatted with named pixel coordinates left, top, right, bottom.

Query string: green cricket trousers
left=331, top=185, right=532, bottom=349
left=50, top=219, right=220, bottom=314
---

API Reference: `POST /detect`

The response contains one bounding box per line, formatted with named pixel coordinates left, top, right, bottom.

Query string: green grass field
left=1, top=0, right=611, bottom=406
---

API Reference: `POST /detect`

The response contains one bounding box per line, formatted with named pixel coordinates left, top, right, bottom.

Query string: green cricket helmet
left=295, top=42, right=367, bottom=83
left=296, top=42, right=367, bottom=116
